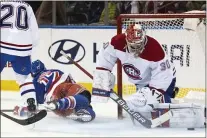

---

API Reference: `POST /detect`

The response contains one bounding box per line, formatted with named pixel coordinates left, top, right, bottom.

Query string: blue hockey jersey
left=33, top=69, right=64, bottom=104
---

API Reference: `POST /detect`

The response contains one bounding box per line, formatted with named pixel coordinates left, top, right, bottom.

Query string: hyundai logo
left=48, top=39, right=86, bottom=64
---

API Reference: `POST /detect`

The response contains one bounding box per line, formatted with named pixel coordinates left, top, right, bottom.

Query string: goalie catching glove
left=92, top=69, right=115, bottom=102
left=125, top=87, right=164, bottom=112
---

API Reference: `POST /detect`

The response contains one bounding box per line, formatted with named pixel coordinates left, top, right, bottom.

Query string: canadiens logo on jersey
left=123, top=63, right=142, bottom=80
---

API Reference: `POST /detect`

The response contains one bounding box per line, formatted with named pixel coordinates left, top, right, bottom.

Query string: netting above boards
left=122, top=18, right=185, bottom=29
left=120, top=15, right=206, bottom=30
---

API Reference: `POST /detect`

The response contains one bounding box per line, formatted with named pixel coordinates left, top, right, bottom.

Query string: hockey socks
left=55, top=94, right=89, bottom=110
left=54, top=95, right=96, bottom=122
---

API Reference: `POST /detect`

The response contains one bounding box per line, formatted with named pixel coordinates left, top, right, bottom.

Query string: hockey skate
left=71, top=109, right=93, bottom=123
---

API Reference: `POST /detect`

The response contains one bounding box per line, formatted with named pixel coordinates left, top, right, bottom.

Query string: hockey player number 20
left=0, top=4, right=28, bottom=30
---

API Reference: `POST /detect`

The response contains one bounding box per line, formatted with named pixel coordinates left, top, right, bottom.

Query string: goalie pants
left=163, top=78, right=176, bottom=103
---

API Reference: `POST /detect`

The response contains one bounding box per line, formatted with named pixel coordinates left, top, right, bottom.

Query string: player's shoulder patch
left=110, top=34, right=126, bottom=52
left=140, top=36, right=165, bottom=62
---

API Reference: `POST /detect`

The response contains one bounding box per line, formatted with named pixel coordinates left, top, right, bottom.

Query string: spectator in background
left=143, top=1, right=154, bottom=13
left=98, top=1, right=131, bottom=25
left=66, top=1, right=104, bottom=25
left=36, top=1, right=67, bottom=25
left=27, top=1, right=42, bottom=14
left=173, top=1, right=188, bottom=13
left=201, top=4, right=206, bottom=11
left=143, top=1, right=179, bottom=14
left=99, top=1, right=118, bottom=25
left=88, top=2, right=104, bottom=24
left=186, top=1, right=206, bottom=11
left=66, top=1, right=90, bottom=25
left=130, top=1, right=147, bottom=14
left=131, top=1, right=139, bottom=13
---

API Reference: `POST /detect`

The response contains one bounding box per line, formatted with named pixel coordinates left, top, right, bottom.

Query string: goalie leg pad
left=169, top=107, right=205, bottom=128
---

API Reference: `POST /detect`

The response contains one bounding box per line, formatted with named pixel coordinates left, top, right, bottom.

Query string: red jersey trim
left=19, top=82, right=33, bottom=88
left=96, top=67, right=111, bottom=72
left=0, top=41, right=32, bottom=47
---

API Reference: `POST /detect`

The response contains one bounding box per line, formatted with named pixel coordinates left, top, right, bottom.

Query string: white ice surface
left=1, top=92, right=205, bottom=137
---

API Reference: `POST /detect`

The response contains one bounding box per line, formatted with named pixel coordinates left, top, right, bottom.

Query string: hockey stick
left=60, top=51, right=93, bottom=78
left=1, top=108, right=89, bottom=121
left=149, top=103, right=202, bottom=109
left=1, top=104, right=53, bottom=113
left=1, top=109, right=13, bottom=112
left=60, top=50, right=174, bottom=128
left=0, top=110, right=47, bottom=126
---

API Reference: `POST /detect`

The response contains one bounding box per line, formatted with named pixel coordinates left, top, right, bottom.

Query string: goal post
left=116, top=13, right=206, bottom=119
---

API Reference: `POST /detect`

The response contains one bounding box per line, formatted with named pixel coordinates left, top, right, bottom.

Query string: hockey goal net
left=116, top=13, right=206, bottom=118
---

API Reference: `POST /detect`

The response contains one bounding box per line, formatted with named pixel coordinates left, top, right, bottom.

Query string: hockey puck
left=187, top=128, right=195, bottom=130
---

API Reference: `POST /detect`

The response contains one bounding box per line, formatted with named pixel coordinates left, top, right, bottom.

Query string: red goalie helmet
left=125, top=24, right=146, bottom=57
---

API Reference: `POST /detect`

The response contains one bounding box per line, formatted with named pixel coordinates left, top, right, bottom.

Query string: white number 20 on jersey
left=0, top=4, right=28, bottom=30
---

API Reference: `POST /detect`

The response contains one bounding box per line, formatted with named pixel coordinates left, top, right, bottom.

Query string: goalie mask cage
left=116, top=13, right=206, bottom=119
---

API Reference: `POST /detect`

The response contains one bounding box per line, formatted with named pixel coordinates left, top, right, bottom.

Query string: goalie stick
left=148, top=103, right=202, bottom=109
left=1, top=110, right=47, bottom=126
left=60, top=50, right=174, bottom=128
left=110, top=92, right=174, bottom=128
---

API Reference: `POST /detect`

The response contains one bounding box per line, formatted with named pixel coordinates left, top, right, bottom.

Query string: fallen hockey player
left=13, top=60, right=96, bottom=123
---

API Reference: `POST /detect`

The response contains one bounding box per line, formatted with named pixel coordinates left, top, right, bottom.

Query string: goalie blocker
left=92, top=69, right=115, bottom=103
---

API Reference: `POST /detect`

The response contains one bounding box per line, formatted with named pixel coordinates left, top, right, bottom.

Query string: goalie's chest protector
left=111, top=34, right=166, bottom=87
left=118, top=53, right=152, bottom=86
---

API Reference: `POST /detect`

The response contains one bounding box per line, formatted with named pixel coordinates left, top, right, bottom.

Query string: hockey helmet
left=31, top=60, right=46, bottom=77
left=125, top=24, right=146, bottom=57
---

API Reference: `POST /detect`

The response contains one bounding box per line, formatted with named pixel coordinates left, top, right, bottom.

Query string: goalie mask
left=125, top=24, right=146, bottom=57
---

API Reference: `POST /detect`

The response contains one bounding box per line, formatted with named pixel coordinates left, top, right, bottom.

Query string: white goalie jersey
left=96, top=34, right=176, bottom=92
left=0, top=1, right=39, bottom=57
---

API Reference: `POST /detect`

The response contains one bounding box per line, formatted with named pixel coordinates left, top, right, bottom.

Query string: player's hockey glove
left=92, top=69, right=115, bottom=103
left=44, top=97, right=71, bottom=111
left=44, top=100, right=59, bottom=111
left=13, top=98, right=37, bottom=117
